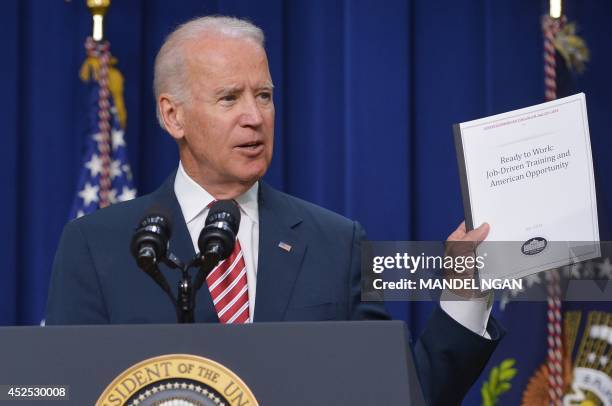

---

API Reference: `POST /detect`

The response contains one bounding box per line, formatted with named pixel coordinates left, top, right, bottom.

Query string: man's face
left=176, top=35, right=275, bottom=194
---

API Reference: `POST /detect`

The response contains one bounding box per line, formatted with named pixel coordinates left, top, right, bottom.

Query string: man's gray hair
left=153, top=16, right=265, bottom=129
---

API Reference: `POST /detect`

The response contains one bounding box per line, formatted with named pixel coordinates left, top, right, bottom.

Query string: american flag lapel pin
left=278, top=241, right=292, bottom=252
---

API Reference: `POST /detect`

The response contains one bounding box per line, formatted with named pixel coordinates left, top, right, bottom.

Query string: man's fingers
left=447, top=221, right=467, bottom=241
left=465, top=222, right=490, bottom=244
left=447, top=221, right=489, bottom=244
left=457, top=221, right=466, bottom=234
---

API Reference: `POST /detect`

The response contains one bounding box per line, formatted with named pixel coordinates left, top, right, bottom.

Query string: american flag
left=69, top=40, right=136, bottom=219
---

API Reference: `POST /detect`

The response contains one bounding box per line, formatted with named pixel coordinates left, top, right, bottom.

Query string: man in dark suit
left=47, top=16, right=501, bottom=405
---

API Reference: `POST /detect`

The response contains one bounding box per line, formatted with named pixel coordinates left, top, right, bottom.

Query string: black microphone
left=131, top=213, right=172, bottom=268
left=197, top=200, right=241, bottom=263
left=130, top=212, right=173, bottom=293
left=192, top=200, right=241, bottom=294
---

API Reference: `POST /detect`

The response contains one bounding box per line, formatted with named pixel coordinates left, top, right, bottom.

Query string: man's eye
left=258, top=92, right=272, bottom=101
left=220, top=95, right=237, bottom=102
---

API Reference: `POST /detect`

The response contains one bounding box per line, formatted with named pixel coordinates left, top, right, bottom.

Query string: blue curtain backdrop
left=1, top=0, right=611, bottom=402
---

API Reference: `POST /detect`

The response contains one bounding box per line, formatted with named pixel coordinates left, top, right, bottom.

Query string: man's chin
left=236, top=162, right=269, bottom=183
left=238, top=170, right=266, bottom=187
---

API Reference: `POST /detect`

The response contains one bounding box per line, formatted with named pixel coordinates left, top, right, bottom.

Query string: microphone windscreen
left=206, top=200, right=241, bottom=233
left=140, top=205, right=173, bottom=236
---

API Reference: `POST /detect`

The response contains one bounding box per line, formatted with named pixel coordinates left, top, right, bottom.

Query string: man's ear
left=158, top=94, right=185, bottom=140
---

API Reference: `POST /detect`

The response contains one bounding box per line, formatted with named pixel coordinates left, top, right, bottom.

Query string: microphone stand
left=167, top=252, right=224, bottom=323
left=177, top=276, right=194, bottom=323
left=163, top=253, right=195, bottom=324
left=136, top=251, right=224, bottom=324
left=141, top=262, right=176, bottom=307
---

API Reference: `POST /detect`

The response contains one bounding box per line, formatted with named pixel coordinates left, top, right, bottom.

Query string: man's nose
left=239, top=95, right=264, bottom=127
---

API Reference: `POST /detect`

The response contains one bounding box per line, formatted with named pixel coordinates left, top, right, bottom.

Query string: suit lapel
left=151, top=171, right=219, bottom=323
left=254, top=182, right=306, bottom=322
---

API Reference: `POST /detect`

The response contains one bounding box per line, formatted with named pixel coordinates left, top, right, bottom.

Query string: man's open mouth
left=236, top=141, right=263, bottom=149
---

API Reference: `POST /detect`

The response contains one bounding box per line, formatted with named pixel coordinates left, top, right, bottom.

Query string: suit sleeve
left=45, top=220, right=109, bottom=325
left=414, top=306, right=505, bottom=405
left=349, top=221, right=505, bottom=405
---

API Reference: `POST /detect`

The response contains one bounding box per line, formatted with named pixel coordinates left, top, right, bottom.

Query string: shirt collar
left=174, top=162, right=259, bottom=225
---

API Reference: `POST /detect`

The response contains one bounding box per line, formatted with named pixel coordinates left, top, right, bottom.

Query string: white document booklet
left=454, top=93, right=600, bottom=280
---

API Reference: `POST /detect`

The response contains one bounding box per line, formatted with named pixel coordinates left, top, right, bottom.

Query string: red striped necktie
left=205, top=221, right=250, bottom=324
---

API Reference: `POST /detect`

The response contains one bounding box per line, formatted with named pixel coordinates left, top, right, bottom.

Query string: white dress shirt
left=440, top=291, right=492, bottom=339
left=174, top=162, right=491, bottom=336
left=174, top=162, right=259, bottom=320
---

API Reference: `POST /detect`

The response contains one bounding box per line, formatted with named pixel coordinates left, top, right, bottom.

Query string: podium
left=0, top=321, right=425, bottom=405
